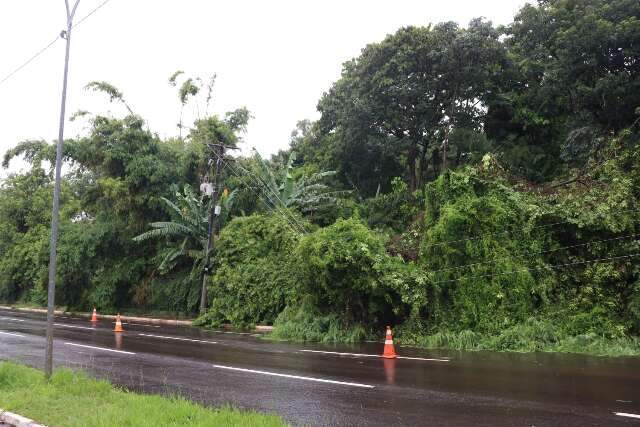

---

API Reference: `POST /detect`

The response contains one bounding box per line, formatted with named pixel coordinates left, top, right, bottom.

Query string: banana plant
left=133, top=184, right=237, bottom=275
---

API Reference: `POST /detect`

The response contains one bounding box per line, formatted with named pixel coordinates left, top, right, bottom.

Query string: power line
left=73, top=0, right=112, bottom=28
left=224, top=158, right=305, bottom=236
left=0, top=38, right=58, bottom=86
left=0, top=0, right=113, bottom=88
left=422, top=207, right=638, bottom=249
left=244, top=146, right=310, bottom=233
left=431, top=253, right=640, bottom=285
left=213, top=151, right=308, bottom=235
left=225, top=157, right=306, bottom=235
left=231, top=156, right=309, bottom=233
left=428, top=233, right=639, bottom=274
left=216, top=155, right=306, bottom=236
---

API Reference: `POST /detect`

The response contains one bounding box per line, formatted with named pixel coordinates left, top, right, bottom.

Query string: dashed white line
left=0, top=331, right=25, bottom=338
left=212, top=330, right=252, bottom=335
left=64, top=342, right=135, bottom=355
left=211, top=364, right=375, bottom=388
left=615, top=412, right=640, bottom=419
left=129, top=323, right=161, bottom=328
left=138, top=333, right=217, bottom=344
left=0, top=317, right=25, bottom=322
left=396, top=355, right=450, bottom=362
left=299, top=349, right=450, bottom=362
left=54, top=323, right=96, bottom=330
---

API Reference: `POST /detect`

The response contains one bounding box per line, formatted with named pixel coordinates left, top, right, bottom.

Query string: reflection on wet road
left=1, top=307, right=639, bottom=425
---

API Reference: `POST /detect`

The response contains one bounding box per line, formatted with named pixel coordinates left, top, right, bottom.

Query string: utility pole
left=199, top=144, right=224, bottom=315
left=199, top=143, right=240, bottom=314
left=45, top=0, right=80, bottom=379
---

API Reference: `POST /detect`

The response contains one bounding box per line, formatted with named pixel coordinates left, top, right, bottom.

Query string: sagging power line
left=212, top=150, right=307, bottom=235
left=427, top=232, right=639, bottom=275
left=215, top=154, right=306, bottom=236
left=422, top=207, right=638, bottom=249
left=431, top=253, right=640, bottom=285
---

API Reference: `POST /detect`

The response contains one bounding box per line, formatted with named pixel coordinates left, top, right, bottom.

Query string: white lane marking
left=54, top=323, right=96, bottom=330
left=0, top=317, right=25, bottom=322
left=138, top=333, right=217, bottom=344
left=64, top=342, right=135, bottom=355
left=615, top=412, right=640, bottom=419
left=299, top=349, right=450, bottom=362
left=0, top=331, right=25, bottom=338
left=212, top=330, right=252, bottom=335
left=129, top=323, right=161, bottom=328
left=396, top=355, right=450, bottom=362
left=212, top=364, right=375, bottom=389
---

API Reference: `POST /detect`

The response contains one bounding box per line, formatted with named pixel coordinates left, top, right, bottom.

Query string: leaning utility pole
left=199, top=144, right=224, bottom=315
left=45, top=0, right=80, bottom=379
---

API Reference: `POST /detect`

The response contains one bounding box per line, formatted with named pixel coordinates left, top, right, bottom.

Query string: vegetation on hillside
left=1, top=0, right=639, bottom=355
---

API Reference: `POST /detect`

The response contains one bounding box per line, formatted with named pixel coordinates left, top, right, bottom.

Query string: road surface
left=1, top=307, right=639, bottom=425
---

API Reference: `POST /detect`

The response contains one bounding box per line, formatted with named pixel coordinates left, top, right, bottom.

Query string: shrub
left=271, top=303, right=368, bottom=343
left=293, top=217, right=398, bottom=325
left=198, top=214, right=300, bottom=328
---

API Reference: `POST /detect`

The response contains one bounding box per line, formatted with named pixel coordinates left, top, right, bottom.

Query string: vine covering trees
left=1, top=0, right=639, bottom=354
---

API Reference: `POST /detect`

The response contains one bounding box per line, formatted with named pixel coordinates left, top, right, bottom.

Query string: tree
left=318, top=20, right=508, bottom=192
left=133, top=184, right=237, bottom=273
left=505, top=0, right=640, bottom=168
left=85, top=81, right=135, bottom=115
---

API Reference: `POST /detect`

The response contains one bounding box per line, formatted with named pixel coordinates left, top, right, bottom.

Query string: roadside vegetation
left=0, top=362, right=284, bottom=427
left=1, top=0, right=639, bottom=356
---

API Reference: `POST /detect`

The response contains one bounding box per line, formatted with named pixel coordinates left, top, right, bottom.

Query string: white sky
left=0, top=0, right=527, bottom=177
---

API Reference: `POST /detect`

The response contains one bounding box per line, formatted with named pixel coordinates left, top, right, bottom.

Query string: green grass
left=0, top=362, right=285, bottom=427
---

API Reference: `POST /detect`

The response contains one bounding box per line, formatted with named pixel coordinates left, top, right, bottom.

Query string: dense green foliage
left=195, top=214, right=300, bottom=327
left=2, top=0, right=639, bottom=355
left=0, top=362, right=284, bottom=426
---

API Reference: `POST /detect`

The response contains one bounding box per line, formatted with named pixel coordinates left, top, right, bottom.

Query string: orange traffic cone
left=90, top=307, right=98, bottom=323
left=113, top=314, right=124, bottom=332
left=382, top=326, right=397, bottom=359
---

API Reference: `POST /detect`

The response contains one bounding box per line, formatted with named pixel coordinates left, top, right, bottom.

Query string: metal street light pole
left=45, top=0, right=80, bottom=379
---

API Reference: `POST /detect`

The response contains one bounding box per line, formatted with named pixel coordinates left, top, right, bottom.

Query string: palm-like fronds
left=250, top=151, right=348, bottom=213
left=133, top=185, right=212, bottom=275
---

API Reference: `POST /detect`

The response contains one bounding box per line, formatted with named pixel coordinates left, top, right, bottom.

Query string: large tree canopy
left=318, top=19, right=508, bottom=193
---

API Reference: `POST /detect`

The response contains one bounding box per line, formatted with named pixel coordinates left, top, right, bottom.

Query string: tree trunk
left=432, top=147, right=440, bottom=177
left=442, top=128, right=449, bottom=171
left=408, top=144, right=418, bottom=192
left=419, top=147, right=428, bottom=187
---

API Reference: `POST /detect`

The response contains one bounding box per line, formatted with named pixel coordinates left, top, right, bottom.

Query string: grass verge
left=0, top=362, right=284, bottom=427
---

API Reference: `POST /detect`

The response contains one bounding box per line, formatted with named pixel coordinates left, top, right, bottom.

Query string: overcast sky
left=0, top=0, right=527, bottom=176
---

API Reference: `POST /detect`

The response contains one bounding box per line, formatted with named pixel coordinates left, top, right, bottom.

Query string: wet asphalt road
left=1, top=307, right=640, bottom=426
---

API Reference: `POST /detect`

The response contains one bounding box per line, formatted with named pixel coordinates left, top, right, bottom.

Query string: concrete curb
left=0, top=408, right=47, bottom=427
left=0, top=305, right=193, bottom=326
left=0, top=305, right=274, bottom=332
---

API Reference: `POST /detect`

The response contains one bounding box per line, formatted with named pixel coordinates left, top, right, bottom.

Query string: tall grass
left=0, top=362, right=284, bottom=427
left=396, top=319, right=640, bottom=357
left=270, top=305, right=368, bottom=343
